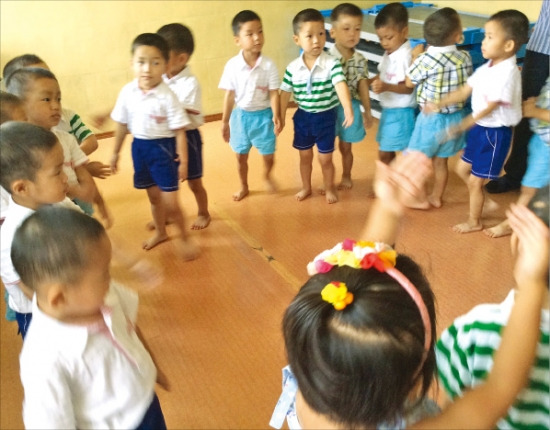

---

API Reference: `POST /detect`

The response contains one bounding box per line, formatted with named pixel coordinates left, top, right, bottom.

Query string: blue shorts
left=293, top=107, right=336, bottom=154
left=336, top=99, right=366, bottom=143
left=15, top=311, right=32, bottom=339
left=376, top=107, right=416, bottom=151
left=229, top=107, right=276, bottom=155
left=135, top=393, right=166, bottom=430
left=132, top=137, right=179, bottom=192
left=186, top=129, right=203, bottom=180
left=408, top=111, right=466, bottom=158
left=522, top=133, right=550, bottom=188
left=462, top=124, right=512, bottom=179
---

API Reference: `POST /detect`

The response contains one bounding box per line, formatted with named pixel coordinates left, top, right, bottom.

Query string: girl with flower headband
left=270, top=151, right=548, bottom=429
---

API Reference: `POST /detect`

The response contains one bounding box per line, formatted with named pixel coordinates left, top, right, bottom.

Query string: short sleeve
left=111, top=85, right=129, bottom=124
left=280, top=68, right=294, bottom=93
left=407, top=55, right=427, bottom=84
left=218, top=61, right=235, bottom=91
left=165, top=90, right=190, bottom=130
left=330, top=59, right=346, bottom=85
left=110, top=281, right=139, bottom=323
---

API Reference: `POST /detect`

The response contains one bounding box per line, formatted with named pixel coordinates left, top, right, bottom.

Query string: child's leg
left=296, top=149, right=313, bottom=201
left=453, top=174, right=485, bottom=233
left=262, top=154, right=276, bottom=192
left=318, top=152, right=338, bottom=204
left=187, top=178, right=211, bottom=230
left=161, top=189, right=199, bottom=260
left=484, top=186, right=537, bottom=238
left=144, top=186, right=169, bottom=250
left=234, top=153, right=249, bottom=201
left=379, top=150, right=396, bottom=165
left=429, top=157, right=449, bottom=208
left=338, top=140, right=353, bottom=190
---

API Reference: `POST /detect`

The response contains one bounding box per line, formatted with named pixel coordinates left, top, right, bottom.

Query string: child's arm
left=79, top=134, right=99, bottom=155
left=93, top=189, right=113, bottom=229
left=110, top=122, right=129, bottom=174
left=370, top=77, right=414, bottom=95
left=279, top=90, right=292, bottom=131
left=175, top=128, right=188, bottom=182
left=413, top=204, right=548, bottom=429
left=357, top=79, right=373, bottom=129
left=334, top=81, right=354, bottom=128
left=67, top=164, right=97, bottom=203
left=360, top=151, right=433, bottom=244
left=426, top=84, right=472, bottom=113
left=523, top=97, right=550, bottom=121
left=270, top=90, right=282, bottom=136
left=444, top=101, right=499, bottom=140
left=86, top=161, right=111, bottom=179
left=221, top=90, right=235, bottom=143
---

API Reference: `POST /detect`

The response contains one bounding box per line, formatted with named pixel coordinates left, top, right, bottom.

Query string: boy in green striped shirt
left=436, top=186, right=549, bottom=429
left=280, top=8, right=353, bottom=204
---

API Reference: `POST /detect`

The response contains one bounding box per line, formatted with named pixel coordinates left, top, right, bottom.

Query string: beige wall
left=0, top=1, right=543, bottom=133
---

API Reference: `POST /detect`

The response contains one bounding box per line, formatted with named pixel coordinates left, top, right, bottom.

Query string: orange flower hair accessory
left=321, top=281, right=354, bottom=310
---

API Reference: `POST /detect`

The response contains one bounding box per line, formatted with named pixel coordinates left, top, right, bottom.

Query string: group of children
left=0, top=2, right=548, bottom=429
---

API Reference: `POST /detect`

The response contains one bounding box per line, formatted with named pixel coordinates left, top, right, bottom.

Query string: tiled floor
left=0, top=110, right=518, bottom=429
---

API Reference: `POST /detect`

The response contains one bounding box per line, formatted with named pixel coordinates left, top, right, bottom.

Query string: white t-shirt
left=219, top=51, right=280, bottom=111
left=53, top=129, right=89, bottom=186
left=467, top=56, right=522, bottom=127
left=0, top=186, right=10, bottom=222
left=164, top=66, right=204, bottom=130
left=111, top=80, right=190, bottom=139
left=20, top=282, right=157, bottom=429
left=377, top=40, right=417, bottom=108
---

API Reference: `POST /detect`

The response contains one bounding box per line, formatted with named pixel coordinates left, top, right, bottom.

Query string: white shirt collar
left=426, top=44, right=458, bottom=54
left=237, top=50, right=263, bottom=70
left=163, top=65, right=192, bottom=84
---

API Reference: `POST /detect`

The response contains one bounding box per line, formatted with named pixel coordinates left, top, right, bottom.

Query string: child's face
left=294, top=21, right=327, bottom=58
left=481, top=20, right=513, bottom=61
left=166, top=50, right=189, bottom=79
left=330, top=14, right=363, bottom=51
left=25, top=142, right=68, bottom=208
left=23, top=77, right=62, bottom=129
left=132, top=45, right=167, bottom=91
left=62, top=235, right=111, bottom=322
left=376, top=24, right=408, bottom=55
left=235, top=20, right=264, bottom=55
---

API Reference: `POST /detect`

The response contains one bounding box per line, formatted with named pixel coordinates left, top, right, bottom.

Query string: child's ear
left=234, top=35, right=240, bottom=46
left=504, top=39, right=516, bottom=54
left=329, top=27, right=336, bottom=39
left=46, top=283, right=67, bottom=309
left=10, top=179, right=29, bottom=196
left=293, top=34, right=300, bottom=46
left=179, top=53, right=189, bottom=64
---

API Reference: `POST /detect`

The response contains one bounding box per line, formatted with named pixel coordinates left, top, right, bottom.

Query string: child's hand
left=522, top=97, right=537, bottom=118
left=422, top=102, right=439, bottom=114
left=362, top=112, right=374, bottom=130
left=130, top=259, right=164, bottom=289
left=342, top=110, right=354, bottom=128
left=221, top=122, right=230, bottom=143
left=87, top=161, right=112, bottom=179
left=507, top=203, right=549, bottom=289
left=178, top=162, right=188, bottom=182
left=411, top=43, right=425, bottom=60
left=110, top=153, right=119, bottom=174
left=95, top=200, right=114, bottom=230
left=370, top=77, right=385, bottom=94
left=273, top=116, right=282, bottom=137
left=90, top=112, right=111, bottom=129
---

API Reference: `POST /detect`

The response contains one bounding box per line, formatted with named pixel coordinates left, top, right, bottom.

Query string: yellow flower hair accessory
left=321, top=281, right=354, bottom=310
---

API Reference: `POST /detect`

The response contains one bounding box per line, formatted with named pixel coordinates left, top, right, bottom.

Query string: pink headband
left=308, top=239, right=432, bottom=356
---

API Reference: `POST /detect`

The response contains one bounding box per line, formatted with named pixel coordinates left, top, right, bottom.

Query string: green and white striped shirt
left=55, top=108, right=93, bottom=143
left=436, top=290, right=549, bottom=429
left=280, top=51, right=346, bottom=113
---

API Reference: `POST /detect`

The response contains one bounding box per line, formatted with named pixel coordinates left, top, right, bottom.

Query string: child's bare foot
left=404, top=199, right=431, bottom=210
left=428, top=195, right=442, bottom=208
left=317, top=186, right=326, bottom=195
left=483, top=224, right=512, bottom=238
left=143, top=233, right=169, bottom=250
left=338, top=177, right=353, bottom=190
left=175, top=238, right=200, bottom=261
left=265, top=178, right=277, bottom=193
left=233, top=187, right=249, bottom=201
left=325, top=189, right=338, bottom=204
left=295, top=188, right=312, bottom=201
left=452, top=222, right=483, bottom=234
left=191, top=215, right=211, bottom=230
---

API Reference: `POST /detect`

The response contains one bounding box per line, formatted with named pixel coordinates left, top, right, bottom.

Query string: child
left=12, top=206, right=167, bottom=429
left=110, top=33, right=199, bottom=259
left=437, top=185, right=549, bottom=429
left=270, top=151, right=547, bottom=429
left=406, top=8, right=473, bottom=209
left=218, top=10, right=281, bottom=201
left=157, top=23, right=211, bottom=229
left=328, top=3, right=373, bottom=190
left=280, top=8, right=354, bottom=204
left=485, top=76, right=550, bottom=238
left=5, top=67, right=112, bottom=227
left=3, top=54, right=110, bottom=178
left=432, top=10, right=529, bottom=233
left=0, top=121, right=69, bottom=338
left=370, top=2, right=416, bottom=165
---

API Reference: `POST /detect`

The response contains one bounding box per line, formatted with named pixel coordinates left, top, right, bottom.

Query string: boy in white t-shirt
left=433, top=10, right=529, bottom=233
left=219, top=10, right=281, bottom=201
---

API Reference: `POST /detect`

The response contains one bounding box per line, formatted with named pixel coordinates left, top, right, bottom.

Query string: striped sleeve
left=68, top=112, right=93, bottom=142
left=280, top=68, right=294, bottom=93
left=330, top=61, right=346, bottom=85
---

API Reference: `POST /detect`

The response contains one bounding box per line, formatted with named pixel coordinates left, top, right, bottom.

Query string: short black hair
left=131, top=33, right=169, bottom=61
left=0, top=91, right=24, bottom=124
left=231, top=10, right=261, bottom=36
left=374, top=2, right=408, bottom=30
left=330, top=3, right=363, bottom=22
left=0, top=121, right=59, bottom=193
left=488, top=9, right=529, bottom=53
left=5, top=67, right=57, bottom=100
left=424, top=7, right=462, bottom=46
left=284, top=257, right=436, bottom=427
left=3, top=54, right=45, bottom=81
left=12, top=206, right=107, bottom=291
left=157, top=23, right=195, bottom=56
left=293, top=8, right=325, bottom=35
